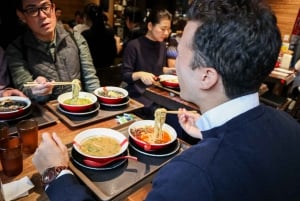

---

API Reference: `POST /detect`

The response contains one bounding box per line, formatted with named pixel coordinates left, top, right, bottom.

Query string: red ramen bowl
left=0, top=96, right=31, bottom=120
left=159, top=74, right=179, bottom=88
left=57, top=92, right=97, bottom=113
left=73, top=128, right=128, bottom=163
left=128, top=120, right=177, bottom=151
left=94, top=86, right=128, bottom=104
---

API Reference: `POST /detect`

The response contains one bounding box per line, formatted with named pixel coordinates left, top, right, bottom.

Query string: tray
left=69, top=125, right=190, bottom=201
left=153, top=82, right=180, bottom=95
left=46, top=99, right=144, bottom=128
left=5, top=103, right=58, bottom=135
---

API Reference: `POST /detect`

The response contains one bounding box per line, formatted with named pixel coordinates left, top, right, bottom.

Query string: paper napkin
left=1, top=176, right=34, bottom=201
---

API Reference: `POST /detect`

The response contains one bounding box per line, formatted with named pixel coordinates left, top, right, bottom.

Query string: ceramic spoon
left=83, top=155, right=138, bottom=167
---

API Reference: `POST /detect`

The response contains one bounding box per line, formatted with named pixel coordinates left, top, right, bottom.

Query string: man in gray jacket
left=6, top=0, right=100, bottom=103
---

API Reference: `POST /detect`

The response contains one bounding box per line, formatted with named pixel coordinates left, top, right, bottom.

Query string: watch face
left=42, top=167, right=57, bottom=184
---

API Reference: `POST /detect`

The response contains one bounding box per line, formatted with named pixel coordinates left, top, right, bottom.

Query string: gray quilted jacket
left=6, top=25, right=100, bottom=103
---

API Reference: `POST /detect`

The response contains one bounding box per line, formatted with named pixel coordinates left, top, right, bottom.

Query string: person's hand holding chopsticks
left=177, top=108, right=203, bottom=139
left=28, top=76, right=54, bottom=96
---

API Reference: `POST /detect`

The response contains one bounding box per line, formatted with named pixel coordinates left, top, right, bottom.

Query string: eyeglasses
left=21, top=3, right=53, bottom=17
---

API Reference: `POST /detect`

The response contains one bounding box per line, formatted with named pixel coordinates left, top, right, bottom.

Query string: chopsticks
left=23, top=81, right=74, bottom=87
left=164, top=110, right=198, bottom=114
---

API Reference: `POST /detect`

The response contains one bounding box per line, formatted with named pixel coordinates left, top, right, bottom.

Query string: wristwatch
left=41, top=166, right=68, bottom=186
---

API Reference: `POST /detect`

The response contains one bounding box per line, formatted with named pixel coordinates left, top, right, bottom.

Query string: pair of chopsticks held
left=163, top=110, right=198, bottom=114
left=23, top=81, right=74, bottom=87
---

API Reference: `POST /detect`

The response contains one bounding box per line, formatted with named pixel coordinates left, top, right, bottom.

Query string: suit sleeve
left=46, top=174, right=95, bottom=201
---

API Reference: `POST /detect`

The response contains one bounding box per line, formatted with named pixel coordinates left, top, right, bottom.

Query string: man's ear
left=16, top=10, right=26, bottom=24
left=198, top=67, right=219, bottom=90
left=147, top=22, right=153, bottom=32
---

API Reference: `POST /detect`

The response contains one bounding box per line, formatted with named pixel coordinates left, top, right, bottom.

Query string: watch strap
left=41, top=166, right=68, bottom=187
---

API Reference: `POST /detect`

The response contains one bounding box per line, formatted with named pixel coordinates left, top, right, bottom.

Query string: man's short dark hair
left=14, top=0, right=53, bottom=11
left=187, top=0, right=281, bottom=98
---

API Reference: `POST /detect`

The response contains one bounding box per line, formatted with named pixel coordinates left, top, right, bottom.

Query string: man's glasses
left=21, top=3, right=53, bottom=17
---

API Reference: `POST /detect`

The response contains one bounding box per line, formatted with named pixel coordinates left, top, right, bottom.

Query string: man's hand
left=32, top=132, right=69, bottom=175
left=30, top=76, right=54, bottom=96
left=178, top=108, right=203, bottom=139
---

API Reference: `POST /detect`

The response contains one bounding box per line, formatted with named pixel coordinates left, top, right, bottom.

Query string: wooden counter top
left=0, top=111, right=151, bottom=201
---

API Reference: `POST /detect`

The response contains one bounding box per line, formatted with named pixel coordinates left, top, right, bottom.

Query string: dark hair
left=187, top=0, right=281, bottom=98
left=83, top=3, right=105, bottom=30
left=55, top=7, right=62, bottom=12
left=14, top=0, right=53, bottom=11
left=144, top=9, right=172, bottom=26
left=124, top=6, right=144, bottom=24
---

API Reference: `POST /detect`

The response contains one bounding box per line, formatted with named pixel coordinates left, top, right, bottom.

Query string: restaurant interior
left=0, top=0, right=300, bottom=200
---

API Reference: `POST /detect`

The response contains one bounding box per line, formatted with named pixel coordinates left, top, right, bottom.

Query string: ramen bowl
left=0, top=96, right=31, bottom=120
left=94, top=86, right=128, bottom=104
left=128, top=120, right=177, bottom=151
left=159, top=74, right=179, bottom=88
left=73, top=128, right=129, bottom=162
left=57, top=92, right=97, bottom=112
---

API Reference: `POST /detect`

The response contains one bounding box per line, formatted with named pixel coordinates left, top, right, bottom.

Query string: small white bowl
left=73, top=128, right=128, bottom=160
left=57, top=92, right=97, bottom=112
left=128, top=120, right=177, bottom=151
left=94, top=86, right=128, bottom=104
left=0, top=96, right=31, bottom=120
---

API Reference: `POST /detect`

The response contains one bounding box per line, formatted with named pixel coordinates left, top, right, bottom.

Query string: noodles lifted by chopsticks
left=153, top=108, right=167, bottom=142
left=68, top=79, right=81, bottom=104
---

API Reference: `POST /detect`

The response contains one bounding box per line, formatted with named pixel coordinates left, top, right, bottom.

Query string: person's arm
left=0, top=88, right=27, bottom=97
left=122, top=41, right=156, bottom=85
left=6, top=39, right=51, bottom=102
left=122, top=41, right=139, bottom=84
left=73, top=32, right=100, bottom=92
left=32, top=132, right=95, bottom=201
left=146, top=157, right=213, bottom=201
left=0, top=47, right=11, bottom=91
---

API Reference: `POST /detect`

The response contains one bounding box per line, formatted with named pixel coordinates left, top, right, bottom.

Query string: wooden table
left=144, top=85, right=199, bottom=112
left=0, top=112, right=151, bottom=201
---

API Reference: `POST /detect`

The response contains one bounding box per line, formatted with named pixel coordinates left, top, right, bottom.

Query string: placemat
left=69, top=125, right=190, bottom=201
left=46, top=99, right=144, bottom=128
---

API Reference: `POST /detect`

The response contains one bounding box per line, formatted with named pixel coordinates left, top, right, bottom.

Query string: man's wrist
left=41, top=166, right=70, bottom=187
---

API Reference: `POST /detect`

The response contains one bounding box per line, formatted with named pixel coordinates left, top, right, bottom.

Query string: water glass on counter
left=17, top=119, right=38, bottom=154
left=0, top=136, right=23, bottom=177
left=0, top=122, right=9, bottom=141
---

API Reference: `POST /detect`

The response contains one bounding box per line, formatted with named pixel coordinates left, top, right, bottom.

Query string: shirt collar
left=196, top=93, right=260, bottom=131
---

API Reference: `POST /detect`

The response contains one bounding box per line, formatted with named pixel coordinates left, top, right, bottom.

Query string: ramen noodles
left=72, top=79, right=81, bottom=101
left=63, top=98, right=92, bottom=105
left=153, top=108, right=167, bottom=141
left=80, top=136, right=121, bottom=157
left=130, top=126, right=171, bottom=144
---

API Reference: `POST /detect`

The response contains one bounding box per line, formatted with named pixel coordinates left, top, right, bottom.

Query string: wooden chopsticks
left=164, top=110, right=198, bottom=114
left=24, top=81, right=74, bottom=87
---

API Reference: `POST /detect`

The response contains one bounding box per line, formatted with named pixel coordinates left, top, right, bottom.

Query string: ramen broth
left=63, top=98, right=92, bottom=105
left=131, top=126, right=171, bottom=144
left=80, top=136, right=121, bottom=157
left=0, top=99, right=27, bottom=112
